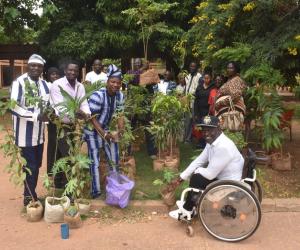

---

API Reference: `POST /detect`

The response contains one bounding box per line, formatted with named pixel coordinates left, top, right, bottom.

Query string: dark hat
left=198, top=116, right=220, bottom=128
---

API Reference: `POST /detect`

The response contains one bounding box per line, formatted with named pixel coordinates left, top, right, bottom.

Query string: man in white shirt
left=169, top=115, right=244, bottom=219
left=85, top=59, right=108, bottom=84
left=50, top=60, right=91, bottom=188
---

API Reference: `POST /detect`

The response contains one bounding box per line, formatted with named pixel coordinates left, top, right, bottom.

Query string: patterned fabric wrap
left=107, top=64, right=122, bottom=79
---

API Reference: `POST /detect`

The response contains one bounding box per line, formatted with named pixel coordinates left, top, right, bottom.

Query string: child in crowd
left=208, top=74, right=225, bottom=115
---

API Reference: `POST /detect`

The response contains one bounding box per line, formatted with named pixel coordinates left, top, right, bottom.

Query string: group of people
left=11, top=54, right=124, bottom=205
left=10, top=54, right=247, bottom=215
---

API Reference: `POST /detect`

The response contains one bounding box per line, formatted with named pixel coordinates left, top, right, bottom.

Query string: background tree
left=0, top=0, right=41, bottom=43
left=38, top=0, right=199, bottom=72
left=122, top=0, right=178, bottom=60
left=184, top=0, right=300, bottom=84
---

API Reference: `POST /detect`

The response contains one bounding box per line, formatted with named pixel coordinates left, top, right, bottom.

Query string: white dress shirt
left=180, top=133, right=244, bottom=181
left=157, top=80, right=169, bottom=95
left=50, top=76, right=91, bottom=123
left=85, top=71, right=107, bottom=84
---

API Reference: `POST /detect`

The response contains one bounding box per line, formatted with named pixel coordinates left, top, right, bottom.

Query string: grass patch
left=0, top=88, right=9, bottom=100
left=131, top=143, right=201, bottom=200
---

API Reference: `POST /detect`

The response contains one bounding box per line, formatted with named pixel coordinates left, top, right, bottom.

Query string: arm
left=91, top=117, right=113, bottom=141
left=180, top=146, right=209, bottom=180
left=78, top=84, right=91, bottom=116
left=88, top=91, right=112, bottom=141
left=195, top=147, right=233, bottom=180
left=10, top=80, right=39, bottom=122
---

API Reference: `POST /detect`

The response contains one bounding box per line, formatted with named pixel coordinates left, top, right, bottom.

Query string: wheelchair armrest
left=242, top=169, right=256, bottom=183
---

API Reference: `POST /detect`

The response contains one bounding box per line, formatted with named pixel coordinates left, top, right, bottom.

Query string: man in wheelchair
left=169, top=115, right=244, bottom=220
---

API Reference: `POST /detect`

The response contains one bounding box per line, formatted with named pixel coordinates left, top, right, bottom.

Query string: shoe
left=176, top=200, right=184, bottom=208
left=92, top=193, right=101, bottom=199
left=169, top=209, right=193, bottom=220
left=150, top=155, right=157, bottom=160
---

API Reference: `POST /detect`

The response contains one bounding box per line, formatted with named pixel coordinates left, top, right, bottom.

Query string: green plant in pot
left=153, top=169, right=178, bottom=206
left=150, top=93, right=188, bottom=170
left=0, top=88, right=47, bottom=222
left=148, top=122, right=167, bottom=171
left=244, top=63, right=290, bottom=170
left=43, top=86, right=94, bottom=225
left=109, top=108, right=136, bottom=180
left=124, top=85, right=150, bottom=151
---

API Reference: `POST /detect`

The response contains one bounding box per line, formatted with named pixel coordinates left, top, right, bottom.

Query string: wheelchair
left=173, top=149, right=265, bottom=242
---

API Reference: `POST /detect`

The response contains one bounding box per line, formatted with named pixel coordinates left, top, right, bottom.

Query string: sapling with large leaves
left=0, top=82, right=51, bottom=206
left=150, top=93, right=189, bottom=159
left=43, top=85, right=94, bottom=203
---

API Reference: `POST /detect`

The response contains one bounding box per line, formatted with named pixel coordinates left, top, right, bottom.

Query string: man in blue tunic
left=84, top=64, right=124, bottom=199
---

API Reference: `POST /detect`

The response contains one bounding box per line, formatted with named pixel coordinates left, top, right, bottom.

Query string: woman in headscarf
left=215, top=62, right=246, bottom=130
left=84, top=64, right=124, bottom=198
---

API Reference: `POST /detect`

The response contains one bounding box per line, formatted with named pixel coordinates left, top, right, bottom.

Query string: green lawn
left=0, top=88, right=9, bottom=99
left=131, top=143, right=202, bottom=200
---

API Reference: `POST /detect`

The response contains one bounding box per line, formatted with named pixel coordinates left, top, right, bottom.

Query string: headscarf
left=106, top=64, right=122, bottom=79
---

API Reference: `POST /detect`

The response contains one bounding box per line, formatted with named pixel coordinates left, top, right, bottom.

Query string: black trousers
left=183, top=173, right=217, bottom=211
left=47, top=122, right=71, bottom=189
left=47, top=122, right=57, bottom=175
left=21, top=144, right=44, bottom=206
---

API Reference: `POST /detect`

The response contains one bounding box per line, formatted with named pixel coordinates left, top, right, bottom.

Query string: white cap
left=28, top=54, right=46, bottom=65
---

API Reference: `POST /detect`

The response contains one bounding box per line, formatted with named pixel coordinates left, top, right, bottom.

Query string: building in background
left=0, top=44, right=38, bottom=89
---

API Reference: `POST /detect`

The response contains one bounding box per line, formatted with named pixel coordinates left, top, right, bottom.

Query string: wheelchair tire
left=197, top=180, right=261, bottom=242
left=251, top=180, right=263, bottom=203
left=186, top=225, right=194, bottom=237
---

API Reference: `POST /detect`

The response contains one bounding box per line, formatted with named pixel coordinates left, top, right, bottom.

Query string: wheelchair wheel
left=197, top=180, right=261, bottom=242
left=186, top=225, right=194, bottom=237
left=251, top=180, right=263, bottom=203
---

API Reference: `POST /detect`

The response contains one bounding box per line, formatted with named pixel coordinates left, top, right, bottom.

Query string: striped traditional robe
left=10, top=73, right=50, bottom=147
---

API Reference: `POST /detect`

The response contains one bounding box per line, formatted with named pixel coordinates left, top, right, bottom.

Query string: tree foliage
left=0, top=0, right=41, bottom=43
left=185, top=0, right=300, bottom=84
left=38, top=0, right=197, bottom=67
left=122, top=0, right=178, bottom=60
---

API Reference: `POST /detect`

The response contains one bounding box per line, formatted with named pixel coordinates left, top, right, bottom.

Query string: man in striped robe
left=10, top=54, right=50, bottom=206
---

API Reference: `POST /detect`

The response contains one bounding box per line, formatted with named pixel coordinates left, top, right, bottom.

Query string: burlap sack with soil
left=26, top=200, right=43, bottom=222
left=44, top=196, right=70, bottom=223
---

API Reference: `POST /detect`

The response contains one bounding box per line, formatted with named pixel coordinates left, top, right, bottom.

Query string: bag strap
left=228, top=96, right=236, bottom=111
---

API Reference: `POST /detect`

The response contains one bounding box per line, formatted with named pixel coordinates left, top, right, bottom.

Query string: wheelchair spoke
left=198, top=180, right=261, bottom=242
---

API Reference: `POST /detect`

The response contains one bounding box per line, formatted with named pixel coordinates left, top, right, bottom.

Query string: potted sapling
left=150, top=94, right=187, bottom=170
left=0, top=89, right=47, bottom=222
left=44, top=86, right=93, bottom=226
left=153, top=169, right=178, bottom=206
left=109, top=109, right=136, bottom=180
left=148, top=123, right=167, bottom=171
